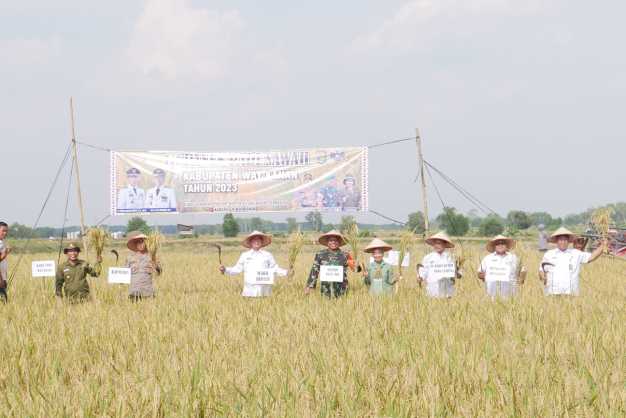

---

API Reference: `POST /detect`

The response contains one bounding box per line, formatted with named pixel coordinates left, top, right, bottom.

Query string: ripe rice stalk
left=592, top=207, right=613, bottom=253
left=146, top=230, right=164, bottom=262
left=287, top=230, right=306, bottom=274
left=87, top=227, right=109, bottom=259
left=397, top=230, right=414, bottom=278
left=344, top=224, right=360, bottom=266
left=515, top=240, right=529, bottom=284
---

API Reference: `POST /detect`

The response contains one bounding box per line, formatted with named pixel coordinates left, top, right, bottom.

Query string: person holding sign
left=538, top=227, right=606, bottom=296
left=0, top=222, right=11, bottom=303
left=305, top=230, right=350, bottom=298
left=418, top=232, right=461, bottom=298
left=478, top=235, right=526, bottom=299
left=126, top=231, right=162, bottom=301
left=219, top=231, right=288, bottom=298
left=362, top=238, right=396, bottom=296
left=55, top=244, right=102, bottom=302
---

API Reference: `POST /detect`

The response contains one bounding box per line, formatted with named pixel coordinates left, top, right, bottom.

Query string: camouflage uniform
left=55, top=259, right=102, bottom=301
left=306, top=249, right=349, bottom=298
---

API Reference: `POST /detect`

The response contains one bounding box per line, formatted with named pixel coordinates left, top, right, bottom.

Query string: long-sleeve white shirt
left=540, top=248, right=591, bottom=296
left=225, top=249, right=288, bottom=297
left=418, top=251, right=457, bottom=298
left=479, top=252, right=520, bottom=283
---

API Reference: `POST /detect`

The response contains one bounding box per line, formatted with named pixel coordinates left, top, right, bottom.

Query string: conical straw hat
left=486, top=235, right=516, bottom=253
left=242, top=231, right=272, bottom=248
left=549, top=227, right=575, bottom=243
left=126, top=231, right=148, bottom=252
left=425, top=231, right=455, bottom=248
left=364, top=238, right=393, bottom=253
left=318, top=230, right=346, bottom=247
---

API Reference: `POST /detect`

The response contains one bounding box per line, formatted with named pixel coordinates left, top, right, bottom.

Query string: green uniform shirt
left=307, top=248, right=349, bottom=298
left=364, top=260, right=395, bottom=296
left=55, top=259, right=101, bottom=300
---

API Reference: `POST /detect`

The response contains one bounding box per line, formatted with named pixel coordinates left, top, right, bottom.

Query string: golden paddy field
left=1, top=236, right=624, bottom=417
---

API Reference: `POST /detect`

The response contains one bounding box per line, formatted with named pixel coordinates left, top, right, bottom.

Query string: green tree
left=436, top=207, right=470, bottom=236
left=126, top=217, right=150, bottom=234
left=222, top=213, right=240, bottom=237
left=407, top=212, right=426, bottom=234
left=250, top=217, right=265, bottom=232
left=286, top=217, right=298, bottom=233
left=339, top=216, right=357, bottom=234
left=305, top=211, right=323, bottom=232
left=529, top=212, right=553, bottom=227
left=507, top=211, right=532, bottom=230
left=479, top=215, right=505, bottom=236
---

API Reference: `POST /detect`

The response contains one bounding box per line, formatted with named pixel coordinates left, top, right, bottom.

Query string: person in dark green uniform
left=362, top=238, right=396, bottom=296
left=55, top=243, right=102, bottom=302
left=305, top=230, right=350, bottom=298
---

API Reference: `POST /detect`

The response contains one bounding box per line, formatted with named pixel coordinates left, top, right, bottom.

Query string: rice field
left=1, top=236, right=624, bottom=417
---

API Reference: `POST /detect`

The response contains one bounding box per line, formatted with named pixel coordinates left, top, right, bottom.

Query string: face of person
left=303, top=174, right=313, bottom=183
left=154, top=174, right=165, bottom=187
left=573, top=240, right=585, bottom=250
left=495, top=242, right=508, bottom=255
left=250, top=237, right=263, bottom=251
left=128, top=174, right=140, bottom=187
left=432, top=239, right=446, bottom=253
left=372, top=248, right=384, bottom=262
left=327, top=237, right=340, bottom=250
left=556, top=236, right=570, bottom=251
left=66, top=249, right=79, bottom=262
left=0, top=226, right=7, bottom=240
left=136, top=239, right=147, bottom=252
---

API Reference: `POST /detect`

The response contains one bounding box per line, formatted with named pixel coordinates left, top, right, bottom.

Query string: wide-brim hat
left=127, top=230, right=148, bottom=251
left=425, top=231, right=455, bottom=248
left=364, top=238, right=392, bottom=253
left=63, top=243, right=81, bottom=254
left=549, top=227, right=575, bottom=243
left=486, top=235, right=516, bottom=252
left=318, top=230, right=346, bottom=247
left=242, top=231, right=272, bottom=248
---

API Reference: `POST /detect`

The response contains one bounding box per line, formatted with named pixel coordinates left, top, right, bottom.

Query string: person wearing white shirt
left=117, top=167, right=145, bottom=211
left=219, top=231, right=289, bottom=298
left=418, top=231, right=462, bottom=298
left=478, top=235, right=526, bottom=299
left=0, top=222, right=11, bottom=303
left=538, top=227, right=606, bottom=296
left=146, top=168, right=177, bottom=211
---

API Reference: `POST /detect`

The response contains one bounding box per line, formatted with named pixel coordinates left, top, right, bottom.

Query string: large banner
left=110, top=147, right=368, bottom=215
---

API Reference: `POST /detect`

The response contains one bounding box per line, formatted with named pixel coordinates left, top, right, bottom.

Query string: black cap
left=153, top=168, right=166, bottom=176
left=126, top=167, right=141, bottom=176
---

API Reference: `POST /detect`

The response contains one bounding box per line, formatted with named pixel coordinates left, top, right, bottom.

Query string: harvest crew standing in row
left=305, top=230, right=350, bottom=298
left=478, top=235, right=526, bottom=299
left=539, top=227, right=606, bottom=296
left=0, top=222, right=11, bottom=303
left=418, top=232, right=462, bottom=298
left=55, top=244, right=102, bottom=302
left=362, top=238, right=396, bottom=296
left=126, top=231, right=162, bottom=301
left=219, top=231, right=289, bottom=298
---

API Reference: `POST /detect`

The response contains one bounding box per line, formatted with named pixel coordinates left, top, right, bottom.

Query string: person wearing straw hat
left=305, top=230, right=350, bottom=298
left=418, top=231, right=461, bottom=298
left=362, top=238, right=396, bottom=296
left=478, top=235, right=526, bottom=299
left=538, top=227, right=606, bottom=296
left=126, top=231, right=162, bottom=301
left=218, top=231, right=289, bottom=298
left=55, top=243, right=102, bottom=302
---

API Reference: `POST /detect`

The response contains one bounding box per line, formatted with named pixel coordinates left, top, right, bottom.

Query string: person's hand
left=304, top=286, right=312, bottom=295
left=219, top=265, right=226, bottom=274
left=96, top=255, right=103, bottom=263
left=478, top=271, right=485, bottom=281
left=4, top=246, right=11, bottom=255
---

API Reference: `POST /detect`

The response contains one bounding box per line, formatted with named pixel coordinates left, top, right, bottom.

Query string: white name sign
left=32, top=261, right=56, bottom=278
left=320, top=265, right=344, bottom=282
left=245, top=268, right=275, bottom=285
left=485, top=264, right=512, bottom=282
left=429, top=262, right=456, bottom=281
left=108, top=267, right=131, bottom=284
left=370, top=251, right=410, bottom=267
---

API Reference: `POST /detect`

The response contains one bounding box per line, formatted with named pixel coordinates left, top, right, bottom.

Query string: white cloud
left=127, top=0, right=245, bottom=80
left=353, top=0, right=550, bottom=53
left=0, top=38, right=61, bottom=69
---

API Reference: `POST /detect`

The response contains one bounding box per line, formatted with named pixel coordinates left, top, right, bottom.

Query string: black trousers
left=0, top=288, right=7, bottom=303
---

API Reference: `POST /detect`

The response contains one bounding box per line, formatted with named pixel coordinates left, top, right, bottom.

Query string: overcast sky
left=2, top=0, right=624, bottom=228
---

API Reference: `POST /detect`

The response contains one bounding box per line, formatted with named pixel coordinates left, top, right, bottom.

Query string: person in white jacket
left=219, top=231, right=290, bottom=298
left=417, top=231, right=462, bottom=298
left=478, top=235, right=526, bottom=299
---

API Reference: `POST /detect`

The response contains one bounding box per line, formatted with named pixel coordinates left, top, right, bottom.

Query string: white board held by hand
left=32, top=261, right=56, bottom=278
left=429, top=262, right=456, bottom=281
left=245, top=268, right=275, bottom=285
left=108, top=267, right=131, bottom=284
left=320, top=265, right=344, bottom=282
left=485, top=264, right=512, bottom=282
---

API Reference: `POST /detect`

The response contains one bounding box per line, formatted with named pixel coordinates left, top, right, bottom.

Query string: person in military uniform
left=55, top=244, right=102, bottom=302
left=117, top=167, right=145, bottom=211
left=341, top=174, right=361, bottom=210
left=146, top=168, right=177, bottom=211
left=305, top=230, right=350, bottom=298
left=319, top=176, right=341, bottom=208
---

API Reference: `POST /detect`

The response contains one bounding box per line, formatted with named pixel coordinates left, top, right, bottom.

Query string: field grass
left=1, top=237, right=624, bottom=417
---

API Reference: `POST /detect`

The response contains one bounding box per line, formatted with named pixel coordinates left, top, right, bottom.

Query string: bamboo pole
left=415, top=128, right=429, bottom=235
left=69, top=97, right=89, bottom=256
